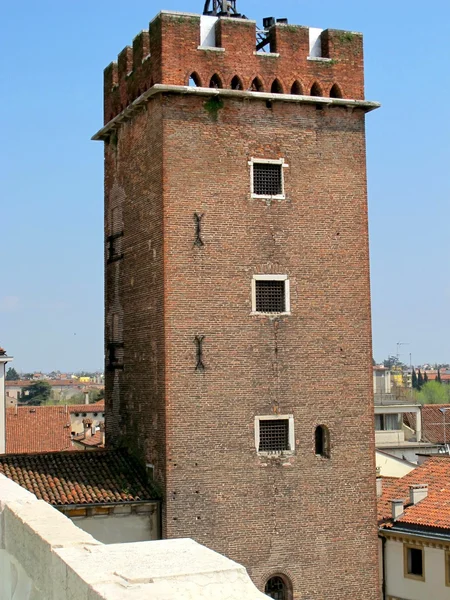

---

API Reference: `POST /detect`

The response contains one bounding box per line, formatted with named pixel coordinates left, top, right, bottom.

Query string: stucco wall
left=70, top=412, right=104, bottom=434
left=70, top=507, right=159, bottom=544
left=385, top=537, right=449, bottom=600
left=0, top=474, right=268, bottom=600
left=376, top=451, right=415, bottom=478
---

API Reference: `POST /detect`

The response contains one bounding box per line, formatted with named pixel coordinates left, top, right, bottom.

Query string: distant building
left=0, top=346, right=14, bottom=454
left=3, top=402, right=105, bottom=454
left=68, top=401, right=105, bottom=435
left=6, top=379, right=103, bottom=403
left=373, top=367, right=440, bottom=465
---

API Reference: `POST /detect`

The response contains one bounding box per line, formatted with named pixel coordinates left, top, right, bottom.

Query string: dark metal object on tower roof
left=256, top=16, right=288, bottom=51
left=203, top=0, right=242, bottom=17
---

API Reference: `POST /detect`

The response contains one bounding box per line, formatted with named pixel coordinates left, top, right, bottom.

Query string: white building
left=378, top=456, right=450, bottom=600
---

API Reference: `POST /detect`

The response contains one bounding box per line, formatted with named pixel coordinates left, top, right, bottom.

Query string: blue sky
left=1, top=0, right=449, bottom=371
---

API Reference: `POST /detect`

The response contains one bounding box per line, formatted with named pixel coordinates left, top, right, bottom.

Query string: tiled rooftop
left=378, top=456, right=450, bottom=530
left=73, top=430, right=104, bottom=448
left=6, top=405, right=73, bottom=454
left=0, top=449, right=159, bottom=506
left=68, top=401, right=105, bottom=414
left=419, top=404, right=450, bottom=444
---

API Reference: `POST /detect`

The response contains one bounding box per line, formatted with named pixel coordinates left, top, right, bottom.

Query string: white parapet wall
left=0, top=474, right=268, bottom=600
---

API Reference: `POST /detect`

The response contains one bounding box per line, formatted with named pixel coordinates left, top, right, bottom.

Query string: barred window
left=256, top=280, right=285, bottom=313
left=259, top=419, right=289, bottom=452
left=253, top=163, right=282, bottom=196
left=252, top=275, right=290, bottom=314
left=249, top=158, right=287, bottom=198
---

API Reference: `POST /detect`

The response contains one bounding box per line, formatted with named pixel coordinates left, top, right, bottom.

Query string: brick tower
left=94, top=7, right=380, bottom=598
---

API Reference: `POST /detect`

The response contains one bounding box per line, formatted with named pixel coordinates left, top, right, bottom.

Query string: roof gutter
left=55, top=498, right=161, bottom=510
left=380, top=525, right=450, bottom=543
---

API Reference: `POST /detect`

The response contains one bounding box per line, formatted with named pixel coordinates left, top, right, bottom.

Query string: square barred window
left=253, top=163, right=282, bottom=196
left=255, top=415, right=294, bottom=455
left=256, top=280, right=285, bottom=313
left=252, top=275, right=290, bottom=315
left=249, top=158, right=287, bottom=199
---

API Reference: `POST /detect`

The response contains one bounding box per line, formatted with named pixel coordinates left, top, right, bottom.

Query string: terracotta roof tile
left=68, top=401, right=104, bottom=413
left=6, top=406, right=72, bottom=454
left=419, top=404, right=450, bottom=444
left=378, top=456, right=450, bottom=529
left=0, top=450, right=159, bottom=505
left=73, top=430, right=104, bottom=448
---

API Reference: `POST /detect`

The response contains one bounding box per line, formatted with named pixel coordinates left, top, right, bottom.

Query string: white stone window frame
left=254, top=414, right=295, bottom=456
left=248, top=157, right=288, bottom=200
left=251, top=274, right=291, bottom=316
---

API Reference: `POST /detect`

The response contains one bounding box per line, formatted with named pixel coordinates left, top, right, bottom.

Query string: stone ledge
left=92, top=84, right=381, bottom=141
left=0, top=475, right=267, bottom=600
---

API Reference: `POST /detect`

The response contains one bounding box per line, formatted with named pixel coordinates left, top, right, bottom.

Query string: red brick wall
left=104, top=102, right=167, bottom=483
left=103, top=11, right=378, bottom=599
left=105, top=92, right=378, bottom=598
left=104, top=12, right=364, bottom=123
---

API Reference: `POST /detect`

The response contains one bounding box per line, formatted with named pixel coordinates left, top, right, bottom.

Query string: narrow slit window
left=315, top=425, right=330, bottom=458
left=259, top=419, right=289, bottom=452
left=253, top=163, right=282, bottom=196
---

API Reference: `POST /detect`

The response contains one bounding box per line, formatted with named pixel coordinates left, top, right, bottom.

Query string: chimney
left=83, top=418, right=93, bottom=438
left=0, top=347, right=13, bottom=455
left=100, top=421, right=105, bottom=446
left=391, top=499, right=404, bottom=521
left=376, top=477, right=383, bottom=498
left=410, top=484, right=428, bottom=505
left=84, top=390, right=90, bottom=405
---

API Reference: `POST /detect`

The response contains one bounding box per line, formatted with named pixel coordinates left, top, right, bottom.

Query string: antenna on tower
left=203, top=0, right=242, bottom=18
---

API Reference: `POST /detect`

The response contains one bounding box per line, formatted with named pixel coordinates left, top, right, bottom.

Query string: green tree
left=22, top=381, right=52, bottom=406
left=418, top=380, right=450, bottom=405
left=5, top=367, right=19, bottom=381
left=91, top=388, right=104, bottom=402
left=417, top=369, right=424, bottom=390
left=436, top=369, right=442, bottom=384
left=423, top=371, right=428, bottom=384
left=411, top=367, right=418, bottom=390
left=383, top=356, right=406, bottom=369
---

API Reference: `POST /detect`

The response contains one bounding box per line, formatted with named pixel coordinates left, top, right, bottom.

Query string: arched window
left=315, top=425, right=330, bottom=458
left=271, top=79, right=283, bottom=94
left=330, top=83, right=343, bottom=98
left=251, top=77, right=264, bottom=92
left=265, top=575, right=290, bottom=600
left=188, top=72, right=202, bottom=87
left=231, top=75, right=243, bottom=90
left=209, top=73, right=223, bottom=89
left=290, top=80, right=302, bottom=95
left=310, top=81, right=322, bottom=97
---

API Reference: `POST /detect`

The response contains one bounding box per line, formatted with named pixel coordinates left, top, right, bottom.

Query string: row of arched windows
left=188, top=72, right=343, bottom=98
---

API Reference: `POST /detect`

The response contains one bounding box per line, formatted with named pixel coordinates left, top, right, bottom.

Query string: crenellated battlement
left=103, top=10, right=365, bottom=124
